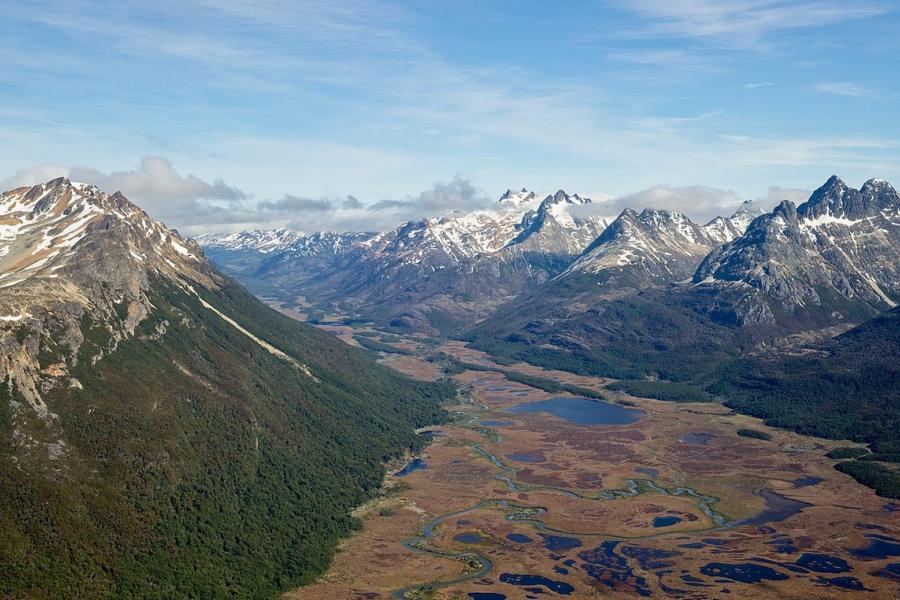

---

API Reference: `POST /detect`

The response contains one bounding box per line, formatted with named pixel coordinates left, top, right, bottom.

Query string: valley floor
left=285, top=327, right=899, bottom=599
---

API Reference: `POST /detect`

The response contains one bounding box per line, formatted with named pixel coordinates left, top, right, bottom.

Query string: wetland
left=287, top=334, right=899, bottom=599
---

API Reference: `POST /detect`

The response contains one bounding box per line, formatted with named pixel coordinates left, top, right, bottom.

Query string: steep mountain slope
left=0, top=178, right=449, bottom=598
left=199, top=189, right=608, bottom=333
left=694, top=176, right=900, bottom=327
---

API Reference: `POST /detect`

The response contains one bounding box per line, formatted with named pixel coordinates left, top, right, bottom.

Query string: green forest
left=0, top=277, right=451, bottom=599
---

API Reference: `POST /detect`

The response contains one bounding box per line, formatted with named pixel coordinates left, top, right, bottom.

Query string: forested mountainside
left=713, top=307, right=900, bottom=498
left=0, top=178, right=450, bottom=598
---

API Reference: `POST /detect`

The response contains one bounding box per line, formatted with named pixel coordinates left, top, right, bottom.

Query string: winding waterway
left=390, top=392, right=738, bottom=599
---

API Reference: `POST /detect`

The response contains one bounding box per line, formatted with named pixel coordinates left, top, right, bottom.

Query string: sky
left=1, top=0, right=898, bottom=234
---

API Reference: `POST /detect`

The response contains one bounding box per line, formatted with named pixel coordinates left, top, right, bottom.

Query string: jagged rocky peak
left=800, top=175, right=900, bottom=222
left=694, top=175, right=900, bottom=324
left=861, top=177, right=898, bottom=196
left=0, top=177, right=212, bottom=292
left=562, top=206, right=718, bottom=282
left=704, top=199, right=766, bottom=243
left=497, top=187, right=537, bottom=206
left=541, top=189, right=591, bottom=208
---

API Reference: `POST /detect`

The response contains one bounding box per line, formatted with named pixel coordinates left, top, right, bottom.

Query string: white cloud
left=1, top=157, right=249, bottom=234
left=815, top=82, right=878, bottom=99
left=592, top=184, right=744, bottom=222
left=755, top=186, right=812, bottom=208
left=0, top=159, right=494, bottom=235
left=572, top=183, right=815, bottom=223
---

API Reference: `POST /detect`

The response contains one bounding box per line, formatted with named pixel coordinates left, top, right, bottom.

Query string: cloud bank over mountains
left=1, top=156, right=813, bottom=234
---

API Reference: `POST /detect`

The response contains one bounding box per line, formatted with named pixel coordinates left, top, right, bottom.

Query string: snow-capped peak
left=194, top=228, right=303, bottom=254
left=704, top=199, right=765, bottom=243
left=0, top=177, right=208, bottom=290
left=498, top=188, right=537, bottom=207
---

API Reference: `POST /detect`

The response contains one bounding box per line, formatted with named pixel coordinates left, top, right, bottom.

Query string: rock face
left=561, top=208, right=724, bottom=287
left=0, top=177, right=218, bottom=417
left=694, top=176, right=900, bottom=326
left=704, top=200, right=766, bottom=243
left=554, top=202, right=760, bottom=294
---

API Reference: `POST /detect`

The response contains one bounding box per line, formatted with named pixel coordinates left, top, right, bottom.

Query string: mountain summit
left=695, top=176, right=900, bottom=325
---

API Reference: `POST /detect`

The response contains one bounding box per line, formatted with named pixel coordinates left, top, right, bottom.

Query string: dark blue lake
left=699, top=562, right=789, bottom=583
left=848, top=534, right=900, bottom=559
left=540, top=534, right=583, bottom=551
left=652, top=516, right=683, bottom=528
left=499, top=573, right=574, bottom=595
left=454, top=532, right=487, bottom=544
left=792, top=476, right=824, bottom=488
left=506, top=533, right=533, bottom=544
left=395, top=458, right=427, bottom=477
left=732, top=490, right=810, bottom=527
left=506, top=397, right=642, bottom=425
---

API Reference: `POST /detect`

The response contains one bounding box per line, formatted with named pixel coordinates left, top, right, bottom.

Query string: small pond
left=652, top=515, right=683, bottom=528
left=395, top=458, right=427, bottom=477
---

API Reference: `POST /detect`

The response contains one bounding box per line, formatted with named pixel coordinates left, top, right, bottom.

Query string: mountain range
left=199, top=190, right=768, bottom=333
left=0, top=178, right=449, bottom=597
left=468, top=176, right=900, bottom=378
left=200, top=188, right=610, bottom=331
left=198, top=174, right=900, bottom=428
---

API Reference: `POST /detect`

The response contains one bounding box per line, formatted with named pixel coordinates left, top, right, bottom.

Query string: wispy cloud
left=742, top=81, right=773, bottom=89
left=614, top=0, right=888, bottom=49
left=719, top=134, right=900, bottom=171
left=815, top=81, right=878, bottom=98
left=1, top=157, right=248, bottom=233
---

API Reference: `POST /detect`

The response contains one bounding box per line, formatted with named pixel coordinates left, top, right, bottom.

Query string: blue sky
left=1, top=1, right=898, bottom=233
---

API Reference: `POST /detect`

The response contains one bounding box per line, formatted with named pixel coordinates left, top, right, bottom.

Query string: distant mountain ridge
left=197, top=188, right=612, bottom=332
left=195, top=188, right=769, bottom=333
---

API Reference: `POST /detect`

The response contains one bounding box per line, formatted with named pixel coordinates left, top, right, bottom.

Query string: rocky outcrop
left=0, top=177, right=220, bottom=428
left=694, top=176, right=900, bottom=326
